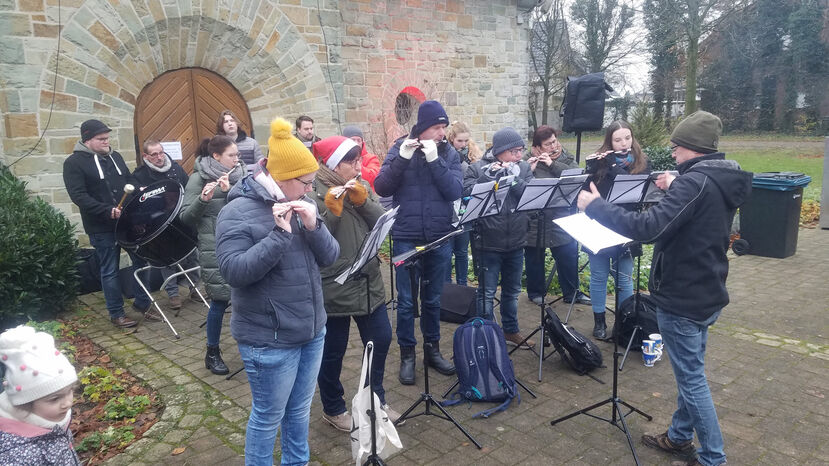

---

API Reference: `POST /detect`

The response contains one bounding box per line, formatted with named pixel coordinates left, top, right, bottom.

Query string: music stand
left=392, top=232, right=481, bottom=450
left=510, top=176, right=582, bottom=381
left=550, top=178, right=653, bottom=466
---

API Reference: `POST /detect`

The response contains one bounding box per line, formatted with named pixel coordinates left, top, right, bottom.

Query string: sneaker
left=322, top=412, right=352, bottom=432
left=111, top=316, right=137, bottom=328
left=143, top=307, right=163, bottom=322
left=528, top=296, right=543, bottom=305
left=563, top=291, right=592, bottom=305
left=169, top=295, right=182, bottom=310
left=504, top=331, right=536, bottom=350
left=381, top=404, right=404, bottom=425
left=642, top=431, right=697, bottom=459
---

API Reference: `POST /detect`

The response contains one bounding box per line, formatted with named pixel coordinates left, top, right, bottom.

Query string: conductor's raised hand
left=655, top=172, right=676, bottom=191
left=272, top=203, right=292, bottom=233
left=288, top=200, right=318, bottom=230
left=577, top=182, right=601, bottom=211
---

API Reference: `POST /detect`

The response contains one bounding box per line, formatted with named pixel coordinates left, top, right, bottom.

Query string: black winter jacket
left=132, top=155, right=189, bottom=188
left=374, top=137, right=463, bottom=242
left=584, top=153, right=752, bottom=321
left=63, top=142, right=137, bottom=234
left=463, top=149, right=533, bottom=252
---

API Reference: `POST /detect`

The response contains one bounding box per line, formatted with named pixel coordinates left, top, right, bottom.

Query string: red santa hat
left=312, top=136, right=359, bottom=170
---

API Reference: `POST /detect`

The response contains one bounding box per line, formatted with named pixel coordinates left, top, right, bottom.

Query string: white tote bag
left=350, top=342, right=402, bottom=465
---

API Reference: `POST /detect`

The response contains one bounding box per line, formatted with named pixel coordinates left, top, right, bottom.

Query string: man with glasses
left=578, top=111, right=751, bottom=466
left=463, top=127, right=536, bottom=350
left=133, top=139, right=199, bottom=311
left=63, top=119, right=160, bottom=328
left=374, top=100, right=462, bottom=385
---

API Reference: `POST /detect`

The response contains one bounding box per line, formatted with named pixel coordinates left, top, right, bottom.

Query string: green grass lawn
left=729, top=148, right=822, bottom=201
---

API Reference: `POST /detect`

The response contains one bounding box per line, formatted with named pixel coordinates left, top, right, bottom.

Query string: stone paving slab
left=84, top=227, right=829, bottom=465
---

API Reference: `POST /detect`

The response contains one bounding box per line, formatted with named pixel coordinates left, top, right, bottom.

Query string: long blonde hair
left=447, top=121, right=482, bottom=163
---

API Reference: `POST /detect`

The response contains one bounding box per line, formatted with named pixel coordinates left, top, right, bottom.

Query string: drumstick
left=116, top=184, right=134, bottom=210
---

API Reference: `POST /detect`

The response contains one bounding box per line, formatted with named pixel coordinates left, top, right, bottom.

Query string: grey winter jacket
left=215, top=175, right=339, bottom=348
left=463, top=149, right=533, bottom=252
left=179, top=158, right=247, bottom=302
left=233, top=130, right=264, bottom=167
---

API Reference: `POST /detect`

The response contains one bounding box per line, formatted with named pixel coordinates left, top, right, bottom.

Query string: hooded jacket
left=179, top=157, right=247, bottom=302
left=233, top=129, right=264, bottom=167
left=584, top=153, right=752, bottom=321
left=62, top=142, right=136, bottom=234
left=463, top=148, right=533, bottom=252
left=312, top=177, right=386, bottom=316
left=0, top=392, right=80, bottom=465
left=358, top=142, right=381, bottom=190
left=215, top=173, right=339, bottom=348
left=374, top=137, right=463, bottom=242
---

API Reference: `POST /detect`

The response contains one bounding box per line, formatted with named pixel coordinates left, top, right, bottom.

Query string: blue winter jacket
left=374, top=137, right=463, bottom=242
left=215, top=175, right=339, bottom=348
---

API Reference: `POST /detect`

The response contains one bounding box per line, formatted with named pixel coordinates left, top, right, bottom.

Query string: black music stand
left=511, top=174, right=585, bottom=381
left=550, top=178, right=653, bottom=466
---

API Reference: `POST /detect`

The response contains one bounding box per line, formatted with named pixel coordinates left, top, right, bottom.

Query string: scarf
left=144, top=155, right=172, bottom=173
left=0, top=391, right=71, bottom=431
left=200, top=156, right=243, bottom=185
left=252, top=159, right=286, bottom=201
left=457, top=146, right=470, bottom=164
left=316, top=162, right=347, bottom=189
left=615, top=152, right=634, bottom=169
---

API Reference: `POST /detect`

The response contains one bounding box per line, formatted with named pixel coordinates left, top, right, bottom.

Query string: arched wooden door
left=134, top=68, right=254, bottom=173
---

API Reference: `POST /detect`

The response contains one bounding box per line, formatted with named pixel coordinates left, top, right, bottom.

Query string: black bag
left=76, top=248, right=101, bottom=295
left=560, top=72, right=613, bottom=133
left=119, top=266, right=164, bottom=298
left=613, top=293, right=660, bottom=350
left=544, top=307, right=603, bottom=375
left=440, top=283, right=477, bottom=324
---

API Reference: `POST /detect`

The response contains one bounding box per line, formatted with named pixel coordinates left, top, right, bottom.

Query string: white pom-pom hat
left=0, top=325, right=78, bottom=405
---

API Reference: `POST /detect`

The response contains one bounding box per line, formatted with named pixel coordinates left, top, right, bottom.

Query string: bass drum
left=116, top=179, right=198, bottom=267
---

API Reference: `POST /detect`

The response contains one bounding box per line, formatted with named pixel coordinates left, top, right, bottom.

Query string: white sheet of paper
left=161, top=141, right=183, bottom=160
left=554, top=212, right=632, bottom=255
left=335, top=207, right=399, bottom=285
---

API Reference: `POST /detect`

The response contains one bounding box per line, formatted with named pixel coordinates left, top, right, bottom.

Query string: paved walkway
left=82, top=227, right=829, bottom=465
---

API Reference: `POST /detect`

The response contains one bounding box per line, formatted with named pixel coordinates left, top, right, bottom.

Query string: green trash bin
left=738, top=172, right=811, bottom=258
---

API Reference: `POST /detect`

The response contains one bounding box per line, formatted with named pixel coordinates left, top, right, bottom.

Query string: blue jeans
left=524, top=240, right=580, bottom=300
left=207, top=300, right=228, bottom=347
left=587, top=247, right=633, bottom=314
left=318, top=304, right=392, bottom=415
left=160, top=252, right=200, bottom=297
left=392, top=239, right=452, bottom=347
left=477, top=249, right=523, bottom=334
left=658, top=309, right=726, bottom=466
left=445, top=231, right=470, bottom=285
left=238, top=329, right=326, bottom=466
left=88, top=231, right=151, bottom=319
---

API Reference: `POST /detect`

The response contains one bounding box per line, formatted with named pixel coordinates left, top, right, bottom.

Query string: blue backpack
left=442, top=318, right=520, bottom=418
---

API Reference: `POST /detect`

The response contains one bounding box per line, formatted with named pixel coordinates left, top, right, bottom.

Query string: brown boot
left=111, top=316, right=137, bottom=328
left=642, top=431, right=696, bottom=459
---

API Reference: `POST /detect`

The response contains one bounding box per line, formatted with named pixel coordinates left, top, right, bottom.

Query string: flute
left=334, top=174, right=361, bottom=199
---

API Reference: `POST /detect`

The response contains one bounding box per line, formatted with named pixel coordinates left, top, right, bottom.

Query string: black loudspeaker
left=561, top=72, right=613, bottom=133
left=440, top=283, right=477, bottom=324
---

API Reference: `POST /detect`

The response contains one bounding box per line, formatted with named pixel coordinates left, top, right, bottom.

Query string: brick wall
left=0, top=0, right=530, bottom=239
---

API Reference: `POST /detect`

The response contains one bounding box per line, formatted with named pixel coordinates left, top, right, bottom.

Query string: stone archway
left=134, top=68, right=253, bottom=173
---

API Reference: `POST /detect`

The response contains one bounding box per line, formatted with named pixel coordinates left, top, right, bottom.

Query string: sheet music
left=335, top=207, right=398, bottom=285
left=160, top=141, right=183, bottom=160
left=554, top=212, right=632, bottom=255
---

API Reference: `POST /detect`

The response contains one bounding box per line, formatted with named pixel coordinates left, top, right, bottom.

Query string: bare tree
left=528, top=0, right=574, bottom=131
left=660, top=0, right=748, bottom=114
left=569, top=0, right=637, bottom=73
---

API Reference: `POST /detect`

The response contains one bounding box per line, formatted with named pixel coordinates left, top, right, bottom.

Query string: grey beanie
left=491, top=127, right=525, bottom=157
left=671, top=111, right=722, bottom=154
left=342, top=125, right=363, bottom=139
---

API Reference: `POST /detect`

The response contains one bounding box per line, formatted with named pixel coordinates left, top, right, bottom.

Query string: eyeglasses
left=295, top=177, right=315, bottom=187
left=670, top=144, right=679, bottom=152
left=146, top=151, right=165, bottom=158
left=507, top=148, right=524, bottom=155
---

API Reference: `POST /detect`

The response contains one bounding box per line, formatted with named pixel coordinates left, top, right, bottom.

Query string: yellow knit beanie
left=266, top=118, right=319, bottom=181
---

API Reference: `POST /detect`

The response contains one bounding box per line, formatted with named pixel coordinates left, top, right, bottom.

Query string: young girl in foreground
left=0, top=325, right=80, bottom=465
left=585, top=121, right=650, bottom=339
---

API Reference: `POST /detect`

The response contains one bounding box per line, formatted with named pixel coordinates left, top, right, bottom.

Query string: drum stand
left=133, top=262, right=202, bottom=339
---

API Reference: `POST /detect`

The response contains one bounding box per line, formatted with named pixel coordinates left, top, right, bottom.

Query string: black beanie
left=410, top=100, right=449, bottom=138
left=670, top=111, right=722, bottom=154
left=491, top=127, right=525, bottom=157
left=80, top=119, right=112, bottom=142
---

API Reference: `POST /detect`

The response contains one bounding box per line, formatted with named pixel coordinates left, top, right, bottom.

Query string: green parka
left=179, top=158, right=247, bottom=302
left=312, top=178, right=386, bottom=316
